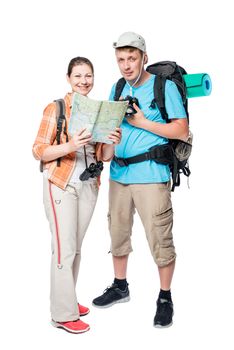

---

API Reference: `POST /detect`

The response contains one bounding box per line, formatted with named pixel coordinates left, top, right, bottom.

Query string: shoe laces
left=103, top=283, right=119, bottom=295
left=157, top=299, right=172, bottom=315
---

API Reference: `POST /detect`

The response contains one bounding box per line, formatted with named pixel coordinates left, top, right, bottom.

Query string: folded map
left=68, top=93, right=128, bottom=144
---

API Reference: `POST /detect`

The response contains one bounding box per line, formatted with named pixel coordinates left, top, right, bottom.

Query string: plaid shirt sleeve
left=32, top=102, right=57, bottom=160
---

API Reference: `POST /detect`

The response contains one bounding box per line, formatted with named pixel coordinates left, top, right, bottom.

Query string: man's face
left=115, top=48, right=144, bottom=83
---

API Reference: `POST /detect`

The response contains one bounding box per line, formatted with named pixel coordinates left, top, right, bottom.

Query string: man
left=92, top=32, right=188, bottom=328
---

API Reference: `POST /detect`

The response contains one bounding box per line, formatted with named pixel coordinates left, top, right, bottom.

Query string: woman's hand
left=68, top=128, right=92, bottom=152
left=107, top=127, right=122, bottom=144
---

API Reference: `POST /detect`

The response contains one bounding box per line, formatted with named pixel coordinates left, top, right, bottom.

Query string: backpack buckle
left=149, top=99, right=157, bottom=109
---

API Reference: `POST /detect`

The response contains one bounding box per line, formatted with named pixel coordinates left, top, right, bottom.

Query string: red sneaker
left=78, top=303, right=90, bottom=316
left=51, top=319, right=90, bottom=334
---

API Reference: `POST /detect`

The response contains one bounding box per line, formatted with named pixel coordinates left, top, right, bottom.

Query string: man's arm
left=100, top=128, right=122, bottom=161
left=100, top=84, right=123, bottom=161
left=126, top=104, right=189, bottom=141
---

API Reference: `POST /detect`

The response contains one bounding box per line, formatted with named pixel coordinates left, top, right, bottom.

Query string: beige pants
left=108, top=180, right=175, bottom=267
left=43, top=178, right=98, bottom=322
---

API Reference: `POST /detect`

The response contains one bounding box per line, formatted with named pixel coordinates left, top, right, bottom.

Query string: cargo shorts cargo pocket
left=152, top=207, right=176, bottom=267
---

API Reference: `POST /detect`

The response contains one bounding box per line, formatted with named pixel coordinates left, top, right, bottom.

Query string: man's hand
left=126, top=103, right=146, bottom=128
left=107, top=127, right=122, bottom=144
left=68, top=128, right=92, bottom=152
left=101, top=128, right=122, bottom=161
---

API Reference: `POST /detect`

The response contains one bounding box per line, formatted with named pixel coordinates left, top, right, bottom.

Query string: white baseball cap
left=113, top=32, right=146, bottom=52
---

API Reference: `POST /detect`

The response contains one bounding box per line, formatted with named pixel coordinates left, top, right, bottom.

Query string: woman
left=32, top=57, right=121, bottom=334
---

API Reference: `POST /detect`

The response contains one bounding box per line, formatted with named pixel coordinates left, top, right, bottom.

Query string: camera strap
left=83, top=146, right=88, bottom=168
left=83, top=145, right=99, bottom=168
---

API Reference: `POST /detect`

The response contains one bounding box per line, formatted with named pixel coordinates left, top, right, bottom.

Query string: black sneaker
left=92, top=283, right=130, bottom=308
left=154, top=298, right=174, bottom=328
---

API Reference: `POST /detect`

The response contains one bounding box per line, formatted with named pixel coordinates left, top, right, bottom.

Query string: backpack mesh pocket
left=175, top=131, right=193, bottom=162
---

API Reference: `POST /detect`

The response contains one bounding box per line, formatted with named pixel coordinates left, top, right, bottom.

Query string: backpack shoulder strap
left=54, top=98, right=68, bottom=167
left=114, top=77, right=126, bottom=101
left=40, top=98, right=67, bottom=172
left=153, top=75, right=169, bottom=122
left=55, top=99, right=66, bottom=120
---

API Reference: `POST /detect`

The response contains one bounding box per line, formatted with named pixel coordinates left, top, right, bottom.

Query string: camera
left=79, top=161, right=104, bottom=181
left=124, top=95, right=139, bottom=118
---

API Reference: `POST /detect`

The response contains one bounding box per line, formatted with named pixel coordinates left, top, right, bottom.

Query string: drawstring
left=126, top=56, right=145, bottom=96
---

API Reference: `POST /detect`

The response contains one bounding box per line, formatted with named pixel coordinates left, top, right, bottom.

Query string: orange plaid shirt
left=32, top=93, right=104, bottom=190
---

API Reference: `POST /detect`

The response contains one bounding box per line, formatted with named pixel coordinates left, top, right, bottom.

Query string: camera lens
left=124, top=95, right=139, bottom=117
left=89, top=163, right=96, bottom=172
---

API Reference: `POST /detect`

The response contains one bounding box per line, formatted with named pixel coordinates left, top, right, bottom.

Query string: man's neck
left=127, top=70, right=151, bottom=88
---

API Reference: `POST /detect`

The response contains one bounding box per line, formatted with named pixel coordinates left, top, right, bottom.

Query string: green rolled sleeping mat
left=183, top=73, right=212, bottom=98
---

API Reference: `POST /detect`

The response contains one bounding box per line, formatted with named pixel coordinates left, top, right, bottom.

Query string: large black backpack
left=114, top=61, right=192, bottom=191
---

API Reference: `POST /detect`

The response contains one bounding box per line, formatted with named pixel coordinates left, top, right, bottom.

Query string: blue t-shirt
left=110, top=74, right=187, bottom=184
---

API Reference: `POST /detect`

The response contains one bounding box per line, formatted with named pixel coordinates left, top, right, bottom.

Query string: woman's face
left=67, top=63, right=94, bottom=95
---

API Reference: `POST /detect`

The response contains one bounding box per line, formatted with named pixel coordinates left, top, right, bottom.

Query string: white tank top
left=69, top=143, right=96, bottom=184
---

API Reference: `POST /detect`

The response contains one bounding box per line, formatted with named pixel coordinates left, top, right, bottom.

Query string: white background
left=0, top=0, right=233, bottom=349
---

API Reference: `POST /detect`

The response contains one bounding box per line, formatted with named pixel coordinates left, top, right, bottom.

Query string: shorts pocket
left=153, top=207, right=173, bottom=227
left=156, top=181, right=171, bottom=190
left=152, top=207, right=173, bottom=251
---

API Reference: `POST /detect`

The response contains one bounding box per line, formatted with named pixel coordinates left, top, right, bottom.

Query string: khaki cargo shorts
left=108, top=180, right=176, bottom=267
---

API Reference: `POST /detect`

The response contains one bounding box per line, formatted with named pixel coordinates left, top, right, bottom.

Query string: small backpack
left=114, top=61, right=193, bottom=191
left=40, top=99, right=68, bottom=172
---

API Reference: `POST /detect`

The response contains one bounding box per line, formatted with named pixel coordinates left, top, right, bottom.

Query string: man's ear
left=143, top=54, right=148, bottom=65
